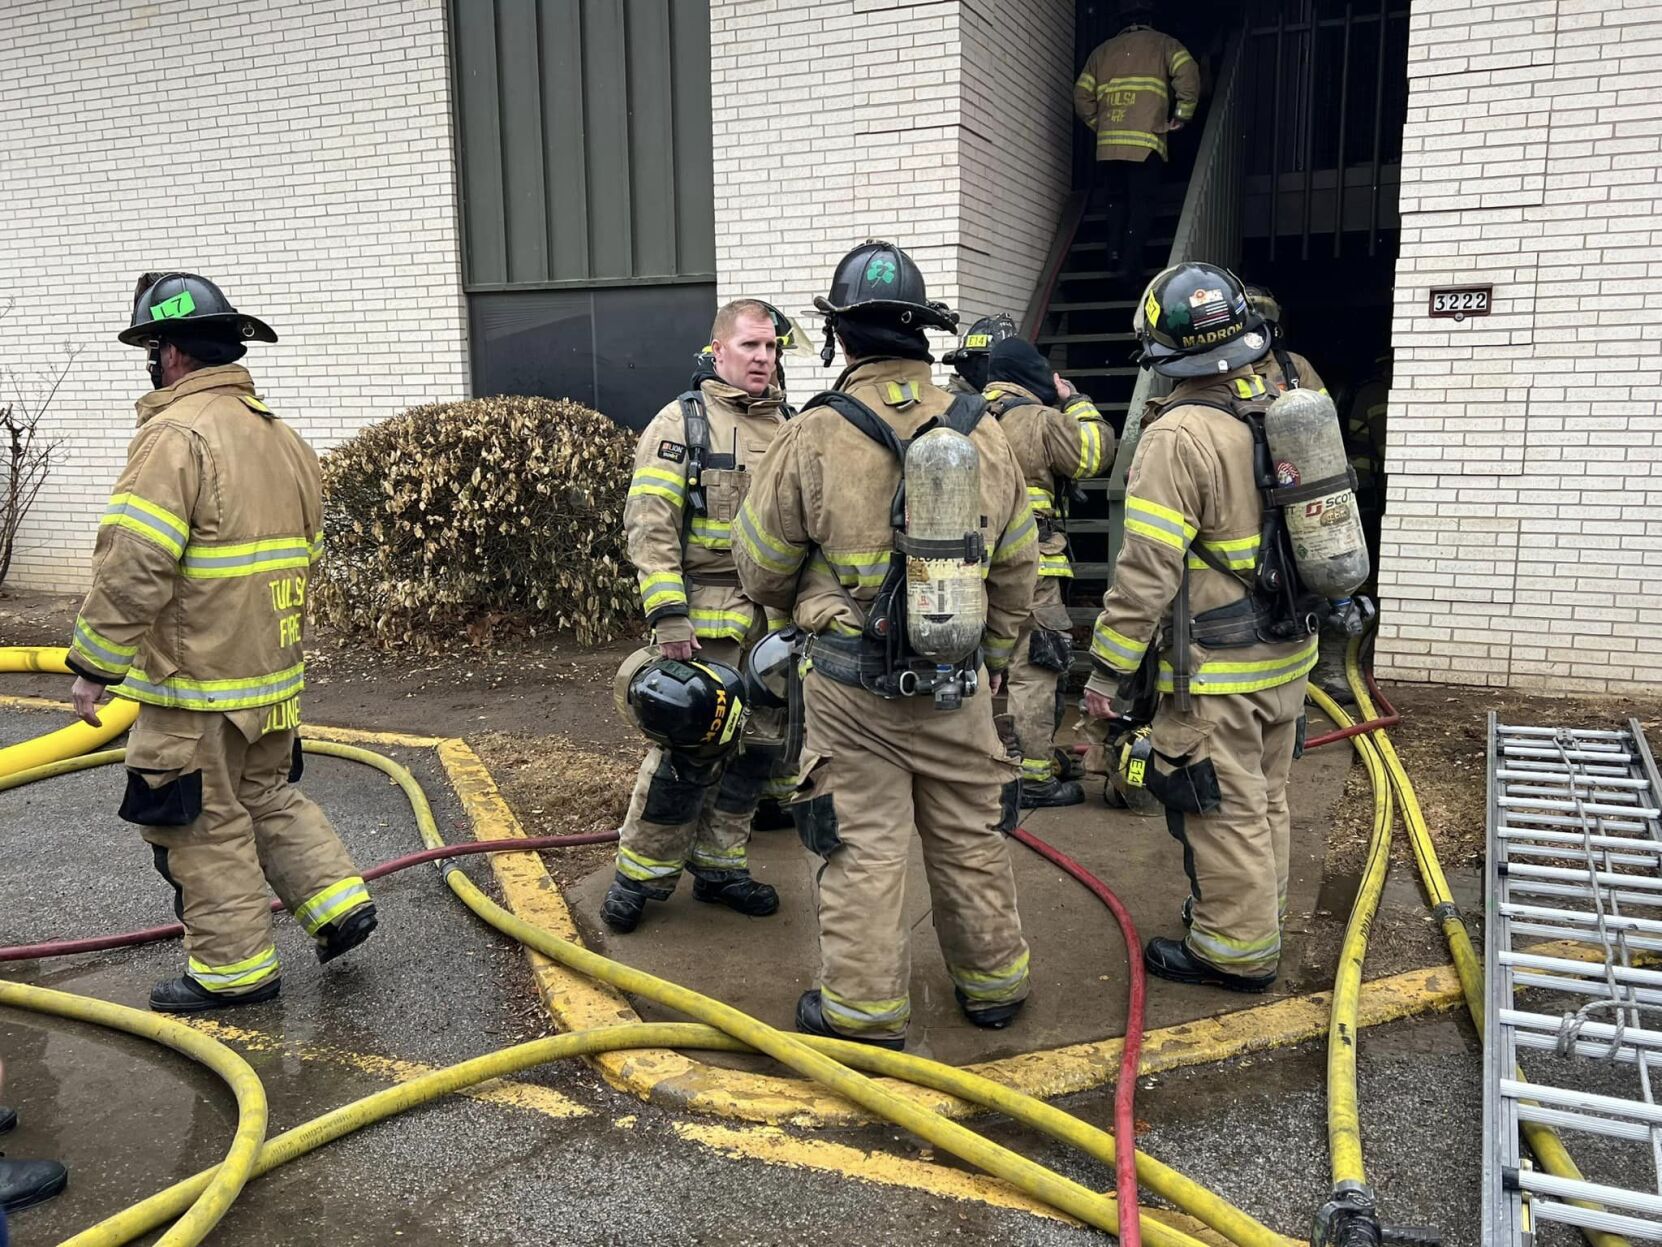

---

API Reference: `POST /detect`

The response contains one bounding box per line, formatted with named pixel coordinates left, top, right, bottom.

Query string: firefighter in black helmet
left=734, top=240, right=1038, bottom=1049
left=942, top=312, right=1019, bottom=395
left=1085, top=262, right=1315, bottom=993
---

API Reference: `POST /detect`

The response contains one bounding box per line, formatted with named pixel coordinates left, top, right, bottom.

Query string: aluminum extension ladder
left=1485, top=715, right=1662, bottom=1243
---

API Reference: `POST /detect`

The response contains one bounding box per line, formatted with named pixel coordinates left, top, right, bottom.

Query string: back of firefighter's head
left=943, top=312, right=1018, bottom=392
left=1242, top=283, right=1286, bottom=343
left=987, top=337, right=1060, bottom=407
left=1135, top=262, right=1270, bottom=379
left=709, top=300, right=780, bottom=398
left=1119, top=2, right=1155, bottom=28
left=814, top=240, right=958, bottom=367
left=614, top=647, right=748, bottom=762
left=121, top=271, right=278, bottom=389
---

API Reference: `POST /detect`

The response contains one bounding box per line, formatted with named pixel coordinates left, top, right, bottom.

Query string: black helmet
left=742, top=626, right=802, bottom=710
left=615, top=649, right=748, bottom=761
left=119, top=272, right=277, bottom=347
left=941, top=313, right=1019, bottom=368
left=814, top=240, right=957, bottom=334
left=1135, top=263, right=1269, bottom=379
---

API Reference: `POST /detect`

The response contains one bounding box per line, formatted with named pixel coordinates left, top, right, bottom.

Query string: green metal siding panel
left=450, top=0, right=714, bottom=288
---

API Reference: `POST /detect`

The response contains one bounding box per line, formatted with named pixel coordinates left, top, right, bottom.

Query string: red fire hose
left=0, top=831, right=621, bottom=963
left=1011, top=825, right=1145, bottom=1247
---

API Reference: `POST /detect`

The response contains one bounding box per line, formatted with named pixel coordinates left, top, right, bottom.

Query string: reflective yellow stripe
left=690, top=841, right=747, bottom=870
left=1038, top=551, right=1073, bottom=579
left=295, top=876, right=371, bottom=935
left=188, top=944, right=279, bottom=991
left=118, top=663, right=305, bottom=710
left=182, top=535, right=312, bottom=579
left=820, top=984, right=910, bottom=1034
left=1076, top=72, right=1097, bottom=91
left=1027, top=485, right=1056, bottom=512
left=735, top=501, right=805, bottom=574
left=1124, top=495, right=1197, bottom=551
left=1157, top=638, right=1318, bottom=695
left=102, top=492, right=188, bottom=558
left=688, top=607, right=757, bottom=640
left=992, top=506, right=1037, bottom=564
left=1231, top=374, right=1268, bottom=399
left=1187, top=533, right=1261, bottom=571
left=1187, top=925, right=1279, bottom=971
left=629, top=465, right=688, bottom=507
left=1091, top=621, right=1147, bottom=672
left=1170, top=49, right=1194, bottom=73
left=688, top=516, right=732, bottom=550
left=1021, top=757, right=1055, bottom=781
left=640, top=570, right=687, bottom=613
left=1100, top=75, right=1168, bottom=97
left=71, top=617, right=137, bottom=675
left=309, top=532, right=325, bottom=561
left=1076, top=419, right=1105, bottom=477
left=984, top=632, right=1016, bottom=666
left=1174, top=100, right=1197, bottom=120
left=1097, top=130, right=1167, bottom=157
left=949, top=949, right=1031, bottom=1003
left=617, top=845, right=684, bottom=882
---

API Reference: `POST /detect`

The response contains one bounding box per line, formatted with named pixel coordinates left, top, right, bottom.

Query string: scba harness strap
left=801, top=389, right=989, bottom=700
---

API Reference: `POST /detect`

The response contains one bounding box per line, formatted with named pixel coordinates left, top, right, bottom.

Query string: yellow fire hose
left=1338, top=644, right=1625, bottom=1247
left=0, top=980, right=266, bottom=1247
left=0, top=648, right=137, bottom=776
left=0, top=735, right=1294, bottom=1247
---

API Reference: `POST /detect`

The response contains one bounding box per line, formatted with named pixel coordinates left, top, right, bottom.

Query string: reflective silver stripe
left=820, top=989, right=910, bottom=1030
left=182, top=541, right=310, bottom=572
left=72, top=622, right=132, bottom=670
left=119, top=668, right=305, bottom=709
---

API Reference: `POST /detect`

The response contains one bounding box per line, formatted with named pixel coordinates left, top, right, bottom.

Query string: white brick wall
left=710, top=0, right=1073, bottom=378
left=1378, top=0, right=1662, bottom=693
left=0, top=0, right=469, bottom=595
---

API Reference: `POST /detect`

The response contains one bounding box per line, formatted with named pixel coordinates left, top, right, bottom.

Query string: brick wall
left=710, top=0, right=1074, bottom=382
left=1377, top=0, right=1662, bottom=694
left=0, top=0, right=469, bottom=595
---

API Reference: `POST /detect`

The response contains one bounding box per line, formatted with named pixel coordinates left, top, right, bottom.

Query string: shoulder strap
left=942, top=393, right=988, bottom=436
left=1271, top=346, right=1300, bottom=391
left=985, top=392, right=1034, bottom=420
left=677, top=390, right=710, bottom=458
left=803, top=390, right=905, bottom=459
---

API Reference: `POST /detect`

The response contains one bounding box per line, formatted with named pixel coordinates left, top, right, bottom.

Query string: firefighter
left=66, top=272, right=376, bottom=1013
left=734, top=240, right=1038, bottom=1049
left=1084, top=263, right=1317, bottom=993
left=981, top=337, right=1113, bottom=806
left=602, top=299, right=791, bottom=933
left=942, top=312, right=1018, bottom=395
left=1074, top=4, right=1200, bottom=279
left=1243, top=284, right=1329, bottom=396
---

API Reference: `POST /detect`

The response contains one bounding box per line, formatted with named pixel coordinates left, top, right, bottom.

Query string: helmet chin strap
left=820, top=316, right=838, bottom=367
left=146, top=341, right=165, bottom=389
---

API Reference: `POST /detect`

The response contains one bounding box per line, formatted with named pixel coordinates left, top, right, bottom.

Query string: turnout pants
left=794, top=669, right=1031, bottom=1041
left=1006, top=578, right=1073, bottom=784
left=126, top=703, right=371, bottom=995
left=1148, top=678, right=1307, bottom=978
left=1098, top=156, right=1162, bottom=273
left=614, top=638, right=780, bottom=891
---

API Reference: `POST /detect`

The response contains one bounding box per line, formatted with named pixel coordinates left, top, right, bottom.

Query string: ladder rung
left=1529, top=1198, right=1662, bottom=1239
left=1502, top=901, right=1662, bottom=936
left=1512, top=970, right=1662, bottom=1007
left=1505, top=921, right=1662, bottom=952
left=1503, top=1007, right=1662, bottom=1052
left=1500, top=827, right=1662, bottom=853
left=1499, top=725, right=1633, bottom=741
left=1518, top=1102, right=1657, bottom=1142
left=1501, top=950, right=1662, bottom=987
left=1513, top=1166, right=1662, bottom=1217
left=1504, top=863, right=1662, bottom=893
left=1502, top=1079, right=1662, bottom=1130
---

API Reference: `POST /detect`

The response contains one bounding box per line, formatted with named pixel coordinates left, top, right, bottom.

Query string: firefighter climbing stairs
left=1484, top=714, right=1662, bottom=1243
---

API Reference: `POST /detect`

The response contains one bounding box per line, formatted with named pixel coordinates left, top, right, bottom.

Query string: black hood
left=987, top=338, right=1059, bottom=407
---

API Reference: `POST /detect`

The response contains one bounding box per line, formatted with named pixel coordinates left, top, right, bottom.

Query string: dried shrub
left=313, top=395, right=636, bottom=649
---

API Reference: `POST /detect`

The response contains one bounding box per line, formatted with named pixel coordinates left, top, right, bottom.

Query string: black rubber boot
left=954, top=986, right=1026, bottom=1030
left=600, top=875, right=656, bottom=933
left=1143, top=937, right=1275, bottom=994
left=795, top=990, right=905, bottom=1051
left=692, top=870, right=779, bottom=917
left=0, top=1107, right=15, bottom=1135
left=1021, top=777, right=1085, bottom=809
left=316, top=903, right=378, bottom=965
left=751, top=799, right=795, bottom=832
left=0, top=1157, right=68, bottom=1213
left=149, top=974, right=281, bottom=1014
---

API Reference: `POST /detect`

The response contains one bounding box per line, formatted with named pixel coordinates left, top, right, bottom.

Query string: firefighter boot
left=1021, top=777, right=1085, bottom=809
left=691, top=869, right=780, bottom=917
left=149, top=975, right=282, bottom=1014
left=600, top=875, right=661, bottom=934
left=795, top=990, right=905, bottom=1051
left=315, top=903, right=378, bottom=965
left=0, top=1108, right=14, bottom=1135
left=0, top=1157, right=68, bottom=1214
left=1144, top=937, right=1275, bottom=994
left=954, top=986, right=1026, bottom=1030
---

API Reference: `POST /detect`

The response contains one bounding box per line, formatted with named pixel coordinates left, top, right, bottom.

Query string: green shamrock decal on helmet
left=864, top=255, right=898, bottom=285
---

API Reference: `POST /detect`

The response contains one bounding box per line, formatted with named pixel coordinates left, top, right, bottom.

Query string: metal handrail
left=1100, top=24, right=1248, bottom=584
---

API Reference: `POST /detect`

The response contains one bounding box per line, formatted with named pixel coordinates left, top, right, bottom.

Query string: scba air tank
left=1264, top=388, right=1370, bottom=599
left=902, top=428, right=986, bottom=663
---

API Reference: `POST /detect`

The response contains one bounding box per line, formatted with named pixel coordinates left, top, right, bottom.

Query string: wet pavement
left=0, top=700, right=1518, bottom=1246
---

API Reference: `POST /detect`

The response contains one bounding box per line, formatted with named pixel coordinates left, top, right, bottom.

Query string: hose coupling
left=1313, top=1183, right=1443, bottom=1247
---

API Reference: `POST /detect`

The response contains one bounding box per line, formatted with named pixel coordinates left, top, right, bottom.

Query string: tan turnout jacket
left=1074, top=24, right=1200, bottom=163
left=623, top=377, right=787, bottom=645
left=68, top=365, right=323, bottom=715
left=733, top=358, right=1038, bottom=672
left=983, top=382, right=1114, bottom=580
left=1087, top=369, right=1317, bottom=699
